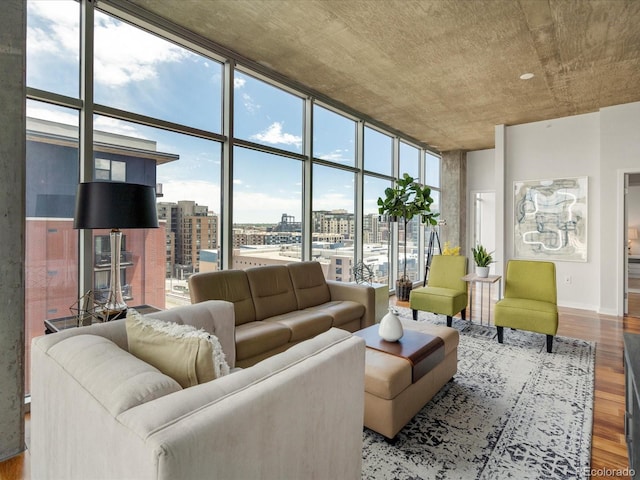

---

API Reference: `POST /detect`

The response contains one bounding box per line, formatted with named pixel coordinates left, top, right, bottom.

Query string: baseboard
left=597, top=307, right=619, bottom=316
left=557, top=301, right=599, bottom=312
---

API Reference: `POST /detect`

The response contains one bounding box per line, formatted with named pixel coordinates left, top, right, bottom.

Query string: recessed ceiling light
left=519, top=73, right=535, bottom=80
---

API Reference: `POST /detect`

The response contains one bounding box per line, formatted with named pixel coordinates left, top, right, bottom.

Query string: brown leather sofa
left=189, top=261, right=375, bottom=367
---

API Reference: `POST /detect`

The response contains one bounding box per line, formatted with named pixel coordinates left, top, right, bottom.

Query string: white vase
left=476, top=266, right=490, bottom=278
left=379, top=309, right=404, bottom=342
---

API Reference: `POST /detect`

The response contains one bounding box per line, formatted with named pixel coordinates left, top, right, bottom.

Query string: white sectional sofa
left=31, top=300, right=366, bottom=480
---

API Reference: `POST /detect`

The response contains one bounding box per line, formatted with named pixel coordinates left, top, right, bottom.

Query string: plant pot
left=476, top=266, right=490, bottom=278
left=378, top=309, right=404, bottom=342
left=396, top=279, right=412, bottom=301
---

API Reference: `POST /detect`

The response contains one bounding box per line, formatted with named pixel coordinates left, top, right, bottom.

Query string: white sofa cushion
left=47, top=334, right=182, bottom=416
left=126, top=309, right=230, bottom=388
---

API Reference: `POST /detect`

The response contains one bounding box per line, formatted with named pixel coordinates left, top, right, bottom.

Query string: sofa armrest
left=327, top=281, right=375, bottom=328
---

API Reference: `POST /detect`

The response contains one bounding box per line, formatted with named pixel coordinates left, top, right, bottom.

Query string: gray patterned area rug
left=361, top=307, right=595, bottom=480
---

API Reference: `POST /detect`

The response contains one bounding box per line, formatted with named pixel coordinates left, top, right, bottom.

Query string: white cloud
left=234, top=78, right=246, bottom=88
left=159, top=180, right=221, bottom=213
left=233, top=190, right=300, bottom=224
left=93, top=116, right=148, bottom=139
left=27, top=4, right=192, bottom=88
left=159, top=180, right=298, bottom=223
left=313, top=192, right=352, bottom=212
left=27, top=1, right=79, bottom=57
left=251, top=122, right=302, bottom=148
left=242, top=93, right=259, bottom=114
left=26, top=104, right=77, bottom=126
left=93, top=12, right=191, bottom=87
left=318, top=149, right=351, bottom=164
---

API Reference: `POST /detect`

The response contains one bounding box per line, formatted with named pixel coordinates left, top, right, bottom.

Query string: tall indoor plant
left=378, top=173, right=439, bottom=301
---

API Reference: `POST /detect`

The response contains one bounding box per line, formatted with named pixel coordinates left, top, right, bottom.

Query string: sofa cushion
left=265, top=310, right=333, bottom=342
left=188, top=270, right=256, bottom=325
left=126, top=309, right=230, bottom=388
left=235, top=321, right=292, bottom=361
left=46, top=334, right=182, bottom=416
left=305, top=300, right=365, bottom=328
left=287, top=261, right=331, bottom=309
left=246, top=265, right=298, bottom=320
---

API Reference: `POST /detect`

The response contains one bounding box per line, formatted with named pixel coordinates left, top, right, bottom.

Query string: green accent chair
left=494, top=260, right=558, bottom=353
left=409, top=255, right=468, bottom=327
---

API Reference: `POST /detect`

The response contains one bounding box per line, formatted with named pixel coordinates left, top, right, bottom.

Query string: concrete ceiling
left=126, top=0, right=640, bottom=152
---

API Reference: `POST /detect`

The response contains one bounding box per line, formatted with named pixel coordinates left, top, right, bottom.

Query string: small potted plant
left=377, top=173, right=439, bottom=300
left=472, top=244, right=493, bottom=278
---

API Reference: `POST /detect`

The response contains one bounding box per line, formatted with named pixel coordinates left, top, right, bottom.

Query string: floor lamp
left=423, top=221, right=444, bottom=286
left=74, top=182, right=158, bottom=317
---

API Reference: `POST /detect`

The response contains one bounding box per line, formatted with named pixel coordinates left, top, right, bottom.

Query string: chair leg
left=497, top=326, right=504, bottom=344
left=446, top=315, right=452, bottom=327
left=412, top=309, right=418, bottom=320
left=546, top=335, right=553, bottom=353
left=461, top=308, right=466, bottom=320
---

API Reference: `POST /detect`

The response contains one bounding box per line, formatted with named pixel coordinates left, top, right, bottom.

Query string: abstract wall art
left=514, top=176, right=588, bottom=262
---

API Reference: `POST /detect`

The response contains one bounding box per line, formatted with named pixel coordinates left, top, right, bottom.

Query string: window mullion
left=79, top=0, right=95, bottom=299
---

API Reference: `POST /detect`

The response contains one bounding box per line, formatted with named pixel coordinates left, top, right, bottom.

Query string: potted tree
left=378, top=173, right=439, bottom=301
left=472, top=244, right=494, bottom=278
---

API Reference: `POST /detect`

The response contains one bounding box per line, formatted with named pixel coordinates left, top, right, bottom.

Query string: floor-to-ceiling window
left=232, top=71, right=305, bottom=267
left=232, top=147, right=304, bottom=267
left=25, top=0, right=225, bottom=393
left=398, top=142, right=421, bottom=283
left=25, top=0, right=441, bottom=392
left=363, top=126, right=394, bottom=285
left=26, top=1, right=81, bottom=395
left=312, top=105, right=357, bottom=281
left=424, top=150, right=442, bottom=282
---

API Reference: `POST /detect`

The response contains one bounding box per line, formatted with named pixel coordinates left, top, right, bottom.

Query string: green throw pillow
left=126, top=309, right=230, bottom=388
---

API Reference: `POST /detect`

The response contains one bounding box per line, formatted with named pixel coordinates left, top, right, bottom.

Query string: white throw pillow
left=126, top=308, right=230, bottom=388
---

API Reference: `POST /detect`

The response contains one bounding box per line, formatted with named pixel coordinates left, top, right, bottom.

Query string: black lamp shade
left=73, top=182, right=159, bottom=229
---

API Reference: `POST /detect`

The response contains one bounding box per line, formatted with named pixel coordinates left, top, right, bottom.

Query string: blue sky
left=26, top=1, right=428, bottom=224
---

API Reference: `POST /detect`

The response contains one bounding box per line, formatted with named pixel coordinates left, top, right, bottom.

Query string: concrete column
left=0, top=0, right=26, bottom=461
left=440, top=150, right=467, bottom=255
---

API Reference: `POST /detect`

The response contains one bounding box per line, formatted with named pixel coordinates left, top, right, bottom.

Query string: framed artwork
left=514, top=176, right=588, bottom=262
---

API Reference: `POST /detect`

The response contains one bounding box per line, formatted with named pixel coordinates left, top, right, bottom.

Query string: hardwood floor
left=2, top=294, right=638, bottom=479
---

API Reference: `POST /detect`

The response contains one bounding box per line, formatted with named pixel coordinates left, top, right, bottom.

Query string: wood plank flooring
left=2, top=294, right=638, bottom=479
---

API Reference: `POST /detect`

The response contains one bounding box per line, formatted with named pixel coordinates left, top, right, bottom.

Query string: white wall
left=505, top=112, right=601, bottom=310
left=599, top=101, right=640, bottom=314
left=469, top=101, right=640, bottom=313
left=467, top=149, right=495, bottom=190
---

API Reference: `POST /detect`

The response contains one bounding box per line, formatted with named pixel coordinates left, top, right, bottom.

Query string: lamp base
left=103, top=229, right=128, bottom=320
left=98, top=306, right=128, bottom=321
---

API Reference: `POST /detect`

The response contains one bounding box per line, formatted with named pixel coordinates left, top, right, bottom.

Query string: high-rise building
left=156, top=202, right=177, bottom=277
left=169, top=201, right=219, bottom=276
left=312, top=210, right=355, bottom=240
